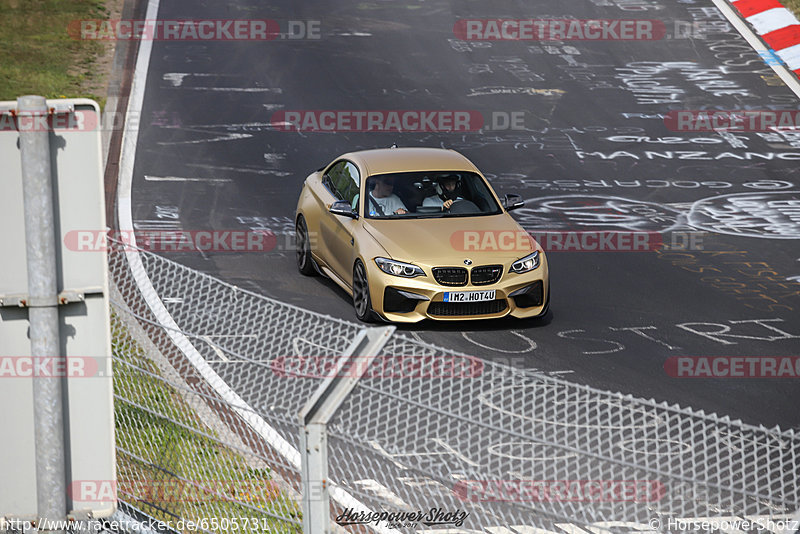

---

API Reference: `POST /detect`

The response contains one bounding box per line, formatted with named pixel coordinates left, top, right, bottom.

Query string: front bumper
left=366, top=257, right=549, bottom=323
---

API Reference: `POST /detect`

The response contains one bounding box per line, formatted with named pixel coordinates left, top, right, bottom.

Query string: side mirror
left=330, top=200, right=358, bottom=219
left=503, top=194, right=524, bottom=211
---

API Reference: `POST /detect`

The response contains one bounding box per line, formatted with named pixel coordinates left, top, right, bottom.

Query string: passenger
left=368, top=176, right=408, bottom=215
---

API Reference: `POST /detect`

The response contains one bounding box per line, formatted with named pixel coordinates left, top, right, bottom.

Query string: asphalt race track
left=126, top=0, right=800, bottom=429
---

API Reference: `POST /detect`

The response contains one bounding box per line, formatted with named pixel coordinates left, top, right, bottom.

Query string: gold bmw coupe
left=295, top=147, right=549, bottom=323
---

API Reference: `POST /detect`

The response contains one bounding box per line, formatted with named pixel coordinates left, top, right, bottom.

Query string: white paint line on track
left=353, top=480, right=409, bottom=508
left=186, top=163, right=291, bottom=176
left=200, top=335, right=231, bottom=362
left=156, top=132, right=252, bottom=145
left=159, top=122, right=274, bottom=129
left=162, top=72, right=234, bottom=86
left=711, top=0, right=800, bottom=100
left=144, top=175, right=233, bottom=182
left=461, top=330, right=537, bottom=353
left=477, top=384, right=663, bottom=430
left=115, top=2, right=397, bottom=531
left=168, top=87, right=283, bottom=93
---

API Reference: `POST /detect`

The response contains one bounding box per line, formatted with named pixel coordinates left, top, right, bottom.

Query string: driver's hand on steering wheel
left=395, top=208, right=407, bottom=215
left=442, top=199, right=454, bottom=210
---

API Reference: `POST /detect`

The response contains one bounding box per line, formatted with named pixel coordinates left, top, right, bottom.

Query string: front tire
left=296, top=216, right=316, bottom=276
left=353, top=260, right=378, bottom=323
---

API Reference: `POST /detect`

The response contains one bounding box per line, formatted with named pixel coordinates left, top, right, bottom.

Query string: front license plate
left=443, top=290, right=496, bottom=303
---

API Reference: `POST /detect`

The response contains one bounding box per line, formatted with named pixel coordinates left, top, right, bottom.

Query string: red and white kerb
left=730, top=0, right=800, bottom=75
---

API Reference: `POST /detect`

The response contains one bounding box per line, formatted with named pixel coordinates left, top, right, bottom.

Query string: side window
left=325, top=161, right=360, bottom=208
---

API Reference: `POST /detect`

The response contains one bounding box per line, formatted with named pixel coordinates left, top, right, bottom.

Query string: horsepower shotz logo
left=335, top=508, right=469, bottom=527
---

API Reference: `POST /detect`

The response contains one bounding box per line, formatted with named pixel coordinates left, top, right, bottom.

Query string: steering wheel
left=447, top=199, right=481, bottom=214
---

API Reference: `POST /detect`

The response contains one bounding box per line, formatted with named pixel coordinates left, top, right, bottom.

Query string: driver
left=369, top=175, right=408, bottom=216
left=422, top=174, right=463, bottom=210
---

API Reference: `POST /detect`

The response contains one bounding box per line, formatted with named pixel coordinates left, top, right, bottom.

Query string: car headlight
left=510, top=251, right=540, bottom=274
left=374, top=257, right=425, bottom=278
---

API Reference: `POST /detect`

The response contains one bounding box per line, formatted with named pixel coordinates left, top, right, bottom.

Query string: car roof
left=340, top=147, right=480, bottom=176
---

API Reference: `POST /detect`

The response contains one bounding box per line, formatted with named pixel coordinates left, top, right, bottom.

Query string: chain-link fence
left=108, top=239, right=800, bottom=534
left=325, top=338, right=800, bottom=532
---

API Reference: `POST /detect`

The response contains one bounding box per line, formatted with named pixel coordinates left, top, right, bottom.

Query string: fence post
left=18, top=95, right=67, bottom=530
left=298, top=326, right=395, bottom=534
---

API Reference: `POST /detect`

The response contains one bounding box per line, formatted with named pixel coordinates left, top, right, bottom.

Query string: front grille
left=432, top=267, right=468, bottom=286
left=471, top=265, right=503, bottom=285
left=428, top=299, right=508, bottom=317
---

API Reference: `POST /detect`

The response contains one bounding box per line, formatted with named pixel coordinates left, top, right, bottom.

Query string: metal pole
left=18, top=95, right=67, bottom=529
left=298, top=327, right=395, bottom=533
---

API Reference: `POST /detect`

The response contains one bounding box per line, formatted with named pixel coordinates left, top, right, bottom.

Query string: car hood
left=363, top=213, right=538, bottom=266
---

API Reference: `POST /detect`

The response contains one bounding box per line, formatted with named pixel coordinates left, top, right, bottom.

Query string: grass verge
left=0, top=0, right=112, bottom=107
left=111, top=311, right=302, bottom=532
left=785, top=0, right=800, bottom=17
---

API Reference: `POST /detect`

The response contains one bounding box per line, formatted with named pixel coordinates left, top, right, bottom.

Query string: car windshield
left=364, top=171, right=502, bottom=219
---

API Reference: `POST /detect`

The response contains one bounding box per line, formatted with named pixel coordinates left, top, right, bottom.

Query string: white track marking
left=170, top=87, right=283, bottom=93
left=187, top=163, right=291, bottom=176
left=144, top=175, right=233, bottom=182
left=616, top=438, right=693, bottom=457
left=200, top=335, right=231, bottom=362
left=162, top=72, right=233, bottom=87
left=489, top=443, right=579, bottom=462
left=159, top=122, right=274, bottom=129
left=478, top=384, right=663, bottom=430
left=461, top=330, right=537, bottom=353
left=353, top=480, right=409, bottom=507
left=330, top=32, right=373, bottom=37
left=162, top=73, right=190, bottom=86
left=157, top=132, right=252, bottom=145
